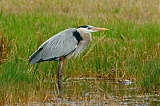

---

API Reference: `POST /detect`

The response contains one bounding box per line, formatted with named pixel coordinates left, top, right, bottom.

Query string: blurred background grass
left=0, top=0, right=160, bottom=104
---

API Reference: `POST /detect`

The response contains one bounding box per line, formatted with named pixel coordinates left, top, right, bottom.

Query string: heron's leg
left=57, top=57, right=64, bottom=95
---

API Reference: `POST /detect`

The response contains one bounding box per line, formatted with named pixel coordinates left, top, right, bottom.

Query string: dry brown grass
left=0, top=35, right=9, bottom=64
left=0, top=0, right=159, bottom=23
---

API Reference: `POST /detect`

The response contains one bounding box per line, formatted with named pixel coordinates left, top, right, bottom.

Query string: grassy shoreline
left=0, top=0, right=160, bottom=105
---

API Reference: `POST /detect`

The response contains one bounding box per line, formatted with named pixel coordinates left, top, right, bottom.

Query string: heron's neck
left=77, top=30, right=92, bottom=42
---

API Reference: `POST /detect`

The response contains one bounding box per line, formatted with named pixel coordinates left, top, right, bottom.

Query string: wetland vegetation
left=0, top=0, right=159, bottom=105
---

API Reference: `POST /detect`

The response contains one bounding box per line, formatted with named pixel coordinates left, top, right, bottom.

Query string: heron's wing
left=29, top=28, right=78, bottom=64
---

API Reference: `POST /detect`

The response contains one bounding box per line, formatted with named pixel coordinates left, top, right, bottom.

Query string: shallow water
left=13, top=77, right=159, bottom=106
left=61, top=77, right=160, bottom=106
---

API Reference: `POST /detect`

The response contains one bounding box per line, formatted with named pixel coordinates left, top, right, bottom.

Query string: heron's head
left=77, top=25, right=108, bottom=33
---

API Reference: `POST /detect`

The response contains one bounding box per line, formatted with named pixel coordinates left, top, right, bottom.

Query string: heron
left=29, top=25, right=108, bottom=95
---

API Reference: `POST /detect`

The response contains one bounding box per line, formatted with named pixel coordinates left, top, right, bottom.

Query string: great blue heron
left=29, top=25, right=108, bottom=95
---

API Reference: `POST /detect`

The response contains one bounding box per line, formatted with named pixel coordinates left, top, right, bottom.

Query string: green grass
left=0, top=0, right=160, bottom=105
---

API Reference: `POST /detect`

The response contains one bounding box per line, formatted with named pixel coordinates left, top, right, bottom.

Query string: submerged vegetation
left=0, top=0, right=159, bottom=105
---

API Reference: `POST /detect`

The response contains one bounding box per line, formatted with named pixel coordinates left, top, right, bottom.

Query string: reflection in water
left=61, top=77, right=159, bottom=106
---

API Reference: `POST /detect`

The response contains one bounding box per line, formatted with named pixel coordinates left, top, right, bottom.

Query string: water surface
left=61, top=77, right=159, bottom=106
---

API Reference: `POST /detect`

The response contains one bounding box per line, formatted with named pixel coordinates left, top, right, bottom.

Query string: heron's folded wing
left=29, top=28, right=78, bottom=64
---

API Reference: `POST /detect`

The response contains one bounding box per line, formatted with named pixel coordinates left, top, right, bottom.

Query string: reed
left=0, top=0, right=159, bottom=104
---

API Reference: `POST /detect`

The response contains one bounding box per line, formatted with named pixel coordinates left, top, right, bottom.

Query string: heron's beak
left=92, top=27, right=109, bottom=31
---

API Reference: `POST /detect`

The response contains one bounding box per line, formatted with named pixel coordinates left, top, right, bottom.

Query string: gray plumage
left=29, top=28, right=79, bottom=64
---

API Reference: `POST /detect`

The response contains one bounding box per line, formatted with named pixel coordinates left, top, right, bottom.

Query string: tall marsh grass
left=0, top=0, right=159, bottom=104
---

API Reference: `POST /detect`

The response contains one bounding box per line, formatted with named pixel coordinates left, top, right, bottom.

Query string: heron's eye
left=88, top=27, right=91, bottom=30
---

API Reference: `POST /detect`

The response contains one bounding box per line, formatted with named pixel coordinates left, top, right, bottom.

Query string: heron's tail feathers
left=29, top=48, right=43, bottom=65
